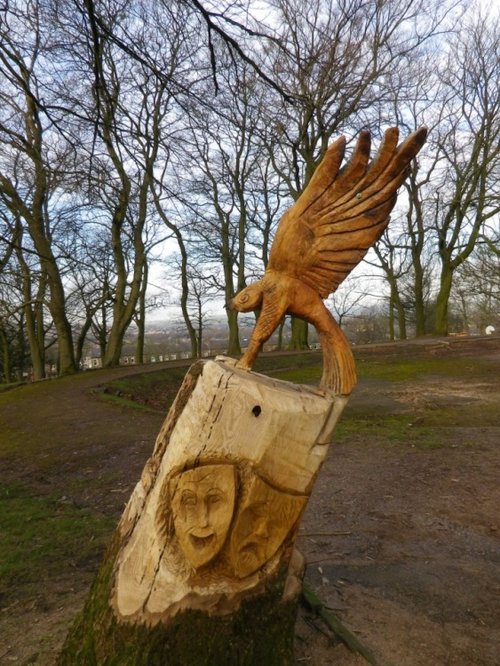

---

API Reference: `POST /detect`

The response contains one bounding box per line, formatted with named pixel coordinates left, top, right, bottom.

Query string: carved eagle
left=229, top=127, right=428, bottom=395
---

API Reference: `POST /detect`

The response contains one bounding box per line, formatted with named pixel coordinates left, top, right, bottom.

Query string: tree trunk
left=226, top=309, right=241, bottom=356
left=31, top=230, right=76, bottom=375
left=102, top=254, right=143, bottom=368
left=135, top=317, right=145, bottom=365
left=103, top=324, right=125, bottom=367
left=55, top=316, right=77, bottom=376
left=135, top=264, right=148, bottom=365
left=388, top=298, right=395, bottom=341
left=413, top=261, right=426, bottom=336
left=288, top=316, right=308, bottom=350
left=75, top=314, right=94, bottom=369
left=0, top=325, right=12, bottom=383
left=434, top=265, right=453, bottom=336
left=24, top=301, right=45, bottom=380
left=277, top=317, right=286, bottom=350
left=458, top=291, right=470, bottom=335
left=16, top=314, right=28, bottom=381
left=196, top=299, right=203, bottom=358
left=387, top=277, right=406, bottom=340
left=16, top=243, right=46, bottom=379
left=396, top=298, right=407, bottom=341
left=59, top=358, right=347, bottom=664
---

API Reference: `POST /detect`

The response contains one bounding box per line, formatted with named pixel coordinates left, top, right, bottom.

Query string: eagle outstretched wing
left=231, top=126, right=427, bottom=394
left=267, top=127, right=428, bottom=298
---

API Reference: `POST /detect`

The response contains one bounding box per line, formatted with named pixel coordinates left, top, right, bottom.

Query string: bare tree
left=450, top=231, right=500, bottom=335
left=430, top=13, right=500, bottom=335
left=183, top=263, right=217, bottom=358
left=170, top=56, right=270, bottom=356
left=327, top=276, right=370, bottom=330
left=0, top=2, right=78, bottom=374
left=372, top=230, right=410, bottom=340
left=0, top=202, right=46, bottom=378
left=256, top=0, right=460, bottom=348
left=3, top=0, right=491, bottom=382
left=56, top=0, right=192, bottom=366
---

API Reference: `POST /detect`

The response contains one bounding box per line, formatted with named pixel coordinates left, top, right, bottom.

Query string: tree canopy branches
left=0, top=0, right=498, bottom=381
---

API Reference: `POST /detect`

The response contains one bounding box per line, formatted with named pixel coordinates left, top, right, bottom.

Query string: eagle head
left=229, top=281, right=264, bottom=313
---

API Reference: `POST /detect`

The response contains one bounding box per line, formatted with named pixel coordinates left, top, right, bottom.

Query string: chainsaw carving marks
left=113, top=461, right=307, bottom=623
left=112, top=358, right=342, bottom=625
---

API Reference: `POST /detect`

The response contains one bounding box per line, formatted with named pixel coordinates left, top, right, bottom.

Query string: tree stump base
left=59, top=357, right=347, bottom=665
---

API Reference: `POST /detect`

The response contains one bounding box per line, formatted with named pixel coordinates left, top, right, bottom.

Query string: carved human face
left=229, top=475, right=306, bottom=579
left=169, top=465, right=236, bottom=569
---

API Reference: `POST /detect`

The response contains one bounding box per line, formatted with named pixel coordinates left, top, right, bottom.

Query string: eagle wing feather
left=268, top=127, right=427, bottom=298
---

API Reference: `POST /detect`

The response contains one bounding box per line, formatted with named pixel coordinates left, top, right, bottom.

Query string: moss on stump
left=58, top=534, right=298, bottom=665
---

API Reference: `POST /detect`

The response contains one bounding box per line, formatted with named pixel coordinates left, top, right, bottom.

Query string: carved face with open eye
left=169, top=465, right=236, bottom=569
left=230, top=282, right=264, bottom=313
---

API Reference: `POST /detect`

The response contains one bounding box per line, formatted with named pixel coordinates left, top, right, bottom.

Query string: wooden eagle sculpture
left=229, top=127, right=428, bottom=396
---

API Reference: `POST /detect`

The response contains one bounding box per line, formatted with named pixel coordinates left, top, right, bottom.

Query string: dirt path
left=295, top=340, right=500, bottom=665
left=0, top=363, right=181, bottom=510
left=1, top=340, right=499, bottom=665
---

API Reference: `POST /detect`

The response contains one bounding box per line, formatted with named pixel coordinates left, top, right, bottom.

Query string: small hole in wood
left=252, top=405, right=262, bottom=417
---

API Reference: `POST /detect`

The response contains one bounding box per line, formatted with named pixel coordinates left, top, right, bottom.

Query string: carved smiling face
left=230, top=282, right=263, bottom=313
left=169, top=465, right=236, bottom=569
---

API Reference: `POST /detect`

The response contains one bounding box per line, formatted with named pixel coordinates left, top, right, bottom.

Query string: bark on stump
left=59, top=357, right=347, bottom=665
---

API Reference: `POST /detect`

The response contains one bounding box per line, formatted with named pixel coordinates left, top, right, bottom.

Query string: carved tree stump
left=58, top=358, right=347, bottom=665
